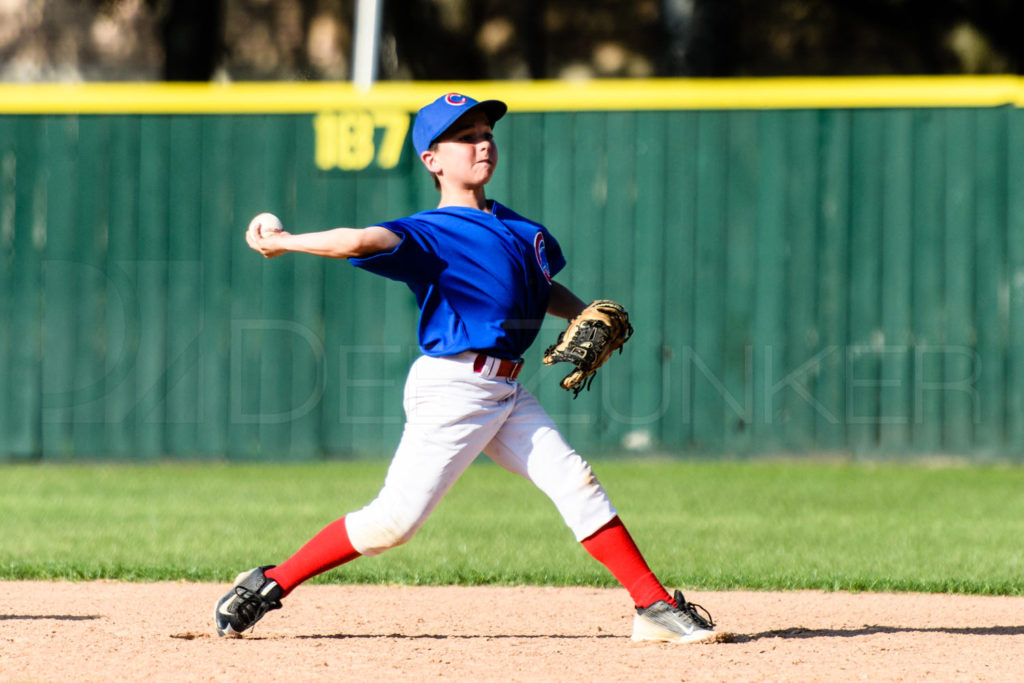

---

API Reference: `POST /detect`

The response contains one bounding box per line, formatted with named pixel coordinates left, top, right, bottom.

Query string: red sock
left=264, top=517, right=361, bottom=595
left=581, top=516, right=673, bottom=609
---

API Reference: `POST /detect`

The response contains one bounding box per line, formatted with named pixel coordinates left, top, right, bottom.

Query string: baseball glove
left=542, top=299, right=633, bottom=397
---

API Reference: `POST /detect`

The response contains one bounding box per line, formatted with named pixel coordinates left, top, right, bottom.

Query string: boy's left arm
left=547, top=280, right=587, bottom=320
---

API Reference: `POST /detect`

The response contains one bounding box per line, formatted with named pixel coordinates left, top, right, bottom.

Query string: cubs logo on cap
left=413, top=93, right=508, bottom=155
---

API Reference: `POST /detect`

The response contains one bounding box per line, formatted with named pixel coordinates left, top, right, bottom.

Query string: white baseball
left=250, top=212, right=283, bottom=238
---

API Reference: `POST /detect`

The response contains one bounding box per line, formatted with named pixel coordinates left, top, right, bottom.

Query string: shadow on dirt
left=721, top=624, right=1024, bottom=643
left=0, top=614, right=102, bottom=621
left=296, top=632, right=621, bottom=640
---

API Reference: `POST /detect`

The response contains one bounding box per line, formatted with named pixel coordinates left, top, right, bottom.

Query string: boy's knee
left=363, top=525, right=415, bottom=555
left=346, top=509, right=420, bottom=556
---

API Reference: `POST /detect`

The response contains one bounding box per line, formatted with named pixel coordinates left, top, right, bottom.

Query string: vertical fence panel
left=17, top=116, right=43, bottom=459
left=783, top=110, right=821, bottom=453
left=972, top=108, right=1009, bottom=457
left=103, top=116, right=140, bottom=456
left=630, top=111, right=667, bottom=448
left=753, top=111, right=787, bottom=454
left=40, top=116, right=79, bottom=459
left=691, top=112, right=729, bottom=452
left=564, top=112, right=606, bottom=448
left=942, top=109, right=976, bottom=454
left=602, top=111, right=637, bottom=446
left=1008, top=109, right=1024, bottom=460
left=289, top=116, right=327, bottom=460
left=227, top=115, right=268, bottom=460
left=910, top=110, right=946, bottom=454
left=723, top=112, right=759, bottom=455
left=661, top=112, right=699, bottom=451
left=133, top=116, right=172, bottom=459
left=319, top=160, right=360, bottom=458
left=257, top=116, right=300, bottom=459
left=0, top=117, right=42, bottom=459
left=71, top=117, right=112, bottom=456
left=814, top=110, right=852, bottom=452
left=197, top=115, right=236, bottom=455
left=847, top=111, right=885, bottom=456
left=0, top=117, right=12, bottom=455
left=165, top=116, right=204, bottom=457
left=507, top=113, right=545, bottom=221
left=878, top=111, right=914, bottom=456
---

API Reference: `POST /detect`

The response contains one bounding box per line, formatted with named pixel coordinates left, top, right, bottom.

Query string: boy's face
left=421, top=110, right=498, bottom=189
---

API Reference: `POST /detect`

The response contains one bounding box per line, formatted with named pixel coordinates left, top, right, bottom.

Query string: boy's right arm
left=246, top=223, right=401, bottom=260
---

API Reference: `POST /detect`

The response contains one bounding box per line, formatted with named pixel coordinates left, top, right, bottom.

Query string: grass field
left=2, top=459, right=1024, bottom=594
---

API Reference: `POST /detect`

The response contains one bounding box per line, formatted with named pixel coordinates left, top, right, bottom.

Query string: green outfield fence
left=2, top=77, right=1024, bottom=462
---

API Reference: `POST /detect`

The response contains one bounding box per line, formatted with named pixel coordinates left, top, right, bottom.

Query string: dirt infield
left=2, top=582, right=1023, bottom=681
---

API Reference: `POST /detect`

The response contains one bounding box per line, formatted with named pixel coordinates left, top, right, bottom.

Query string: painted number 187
left=314, top=110, right=410, bottom=171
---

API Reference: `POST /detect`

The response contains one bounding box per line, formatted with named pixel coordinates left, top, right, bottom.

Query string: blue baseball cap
left=412, top=93, right=507, bottom=155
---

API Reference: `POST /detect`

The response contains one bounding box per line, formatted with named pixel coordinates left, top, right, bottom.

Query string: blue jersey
left=349, top=201, right=565, bottom=359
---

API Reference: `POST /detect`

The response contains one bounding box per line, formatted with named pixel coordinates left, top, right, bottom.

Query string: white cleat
left=632, top=590, right=715, bottom=643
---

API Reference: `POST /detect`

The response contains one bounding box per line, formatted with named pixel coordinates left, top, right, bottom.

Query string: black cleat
left=214, top=566, right=283, bottom=637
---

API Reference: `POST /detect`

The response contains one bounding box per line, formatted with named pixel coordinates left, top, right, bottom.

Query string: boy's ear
left=420, top=150, right=441, bottom=174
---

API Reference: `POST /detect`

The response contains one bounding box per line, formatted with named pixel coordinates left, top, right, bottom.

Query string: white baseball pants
left=345, top=352, right=618, bottom=556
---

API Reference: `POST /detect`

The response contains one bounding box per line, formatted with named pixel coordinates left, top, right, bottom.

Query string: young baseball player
left=215, top=93, right=715, bottom=643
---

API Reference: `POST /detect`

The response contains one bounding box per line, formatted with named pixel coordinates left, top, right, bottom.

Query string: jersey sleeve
left=543, top=227, right=567, bottom=279
left=348, top=219, right=444, bottom=285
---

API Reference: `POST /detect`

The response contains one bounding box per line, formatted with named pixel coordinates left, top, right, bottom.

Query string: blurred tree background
left=0, top=0, right=1020, bottom=82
